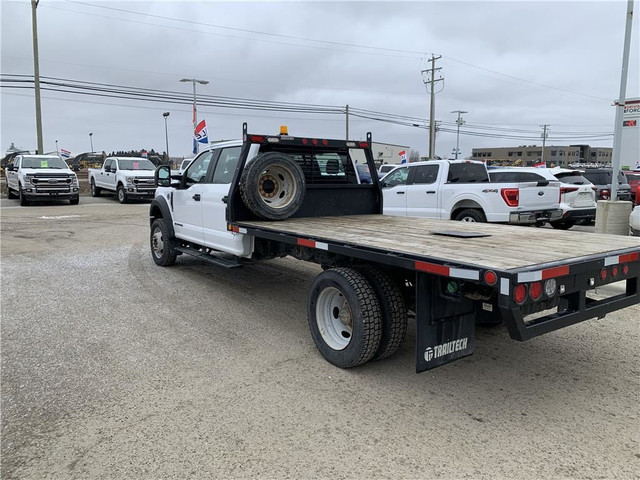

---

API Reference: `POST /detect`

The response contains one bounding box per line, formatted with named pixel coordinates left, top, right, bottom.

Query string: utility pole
left=540, top=124, right=550, bottom=165
left=451, top=110, right=467, bottom=160
left=163, top=112, right=170, bottom=162
left=422, top=55, right=443, bottom=159
left=31, top=0, right=43, bottom=154
left=345, top=104, right=349, bottom=140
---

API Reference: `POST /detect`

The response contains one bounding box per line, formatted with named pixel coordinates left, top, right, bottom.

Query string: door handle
left=222, top=196, right=228, bottom=204
left=426, top=191, right=436, bottom=194
left=397, top=191, right=405, bottom=195
left=192, top=194, right=201, bottom=201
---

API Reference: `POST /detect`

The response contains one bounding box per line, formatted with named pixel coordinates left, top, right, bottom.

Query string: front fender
left=149, top=195, right=175, bottom=238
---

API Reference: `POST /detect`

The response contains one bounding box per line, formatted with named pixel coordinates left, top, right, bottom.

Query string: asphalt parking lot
left=1, top=197, right=639, bottom=479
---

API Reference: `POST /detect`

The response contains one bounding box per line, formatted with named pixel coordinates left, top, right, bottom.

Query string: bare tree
left=409, top=149, right=421, bottom=163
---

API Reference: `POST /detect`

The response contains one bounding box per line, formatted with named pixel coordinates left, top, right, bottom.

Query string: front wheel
left=150, top=218, right=177, bottom=266
left=70, top=197, right=79, bottom=205
left=19, top=185, right=29, bottom=206
left=454, top=209, right=486, bottom=222
left=307, top=267, right=382, bottom=368
left=117, top=185, right=128, bottom=204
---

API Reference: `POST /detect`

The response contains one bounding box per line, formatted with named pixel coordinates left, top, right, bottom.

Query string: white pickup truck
left=5, top=154, right=79, bottom=206
left=88, top=157, right=156, bottom=203
left=148, top=124, right=639, bottom=373
left=380, top=160, right=563, bottom=224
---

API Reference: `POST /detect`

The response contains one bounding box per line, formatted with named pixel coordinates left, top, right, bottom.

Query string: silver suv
left=579, top=168, right=632, bottom=202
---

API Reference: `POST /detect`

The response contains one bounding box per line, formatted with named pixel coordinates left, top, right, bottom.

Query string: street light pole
left=55, top=140, right=59, bottom=156
left=179, top=78, right=209, bottom=154
left=451, top=110, right=467, bottom=160
left=89, top=132, right=93, bottom=153
left=163, top=112, right=170, bottom=162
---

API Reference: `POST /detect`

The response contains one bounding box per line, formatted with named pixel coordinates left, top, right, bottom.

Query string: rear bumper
left=556, top=208, right=596, bottom=222
left=509, top=208, right=563, bottom=224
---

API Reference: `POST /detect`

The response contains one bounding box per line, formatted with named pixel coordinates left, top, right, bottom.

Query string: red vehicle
left=623, top=171, right=640, bottom=205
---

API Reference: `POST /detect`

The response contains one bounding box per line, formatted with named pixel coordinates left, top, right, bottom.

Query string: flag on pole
left=398, top=150, right=407, bottom=164
left=60, top=148, right=71, bottom=159
left=195, top=119, right=209, bottom=145
left=533, top=162, right=546, bottom=168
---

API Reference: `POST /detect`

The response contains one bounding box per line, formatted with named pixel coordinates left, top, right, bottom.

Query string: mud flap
left=415, top=272, right=476, bottom=373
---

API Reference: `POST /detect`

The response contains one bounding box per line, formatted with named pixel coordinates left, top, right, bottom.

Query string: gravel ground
left=1, top=201, right=639, bottom=479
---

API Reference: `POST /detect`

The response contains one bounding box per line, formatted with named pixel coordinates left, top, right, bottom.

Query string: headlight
left=71, top=176, right=78, bottom=185
left=23, top=175, right=33, bottom=184
left=125, top=176, right=135, bottom=183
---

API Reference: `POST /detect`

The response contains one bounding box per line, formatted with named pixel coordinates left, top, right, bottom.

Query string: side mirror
left=155, top=165, right=171, bottom=187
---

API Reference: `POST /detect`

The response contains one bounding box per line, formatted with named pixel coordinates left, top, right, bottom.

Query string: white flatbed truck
left=150, top=124, right=640, bottom=373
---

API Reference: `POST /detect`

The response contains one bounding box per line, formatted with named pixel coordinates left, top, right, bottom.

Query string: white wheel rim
left=151, top=228, right=164, bottom=258
left=118, top=189, right=124, bottom=201
left=316, top=287, right=352, bottom=350
left=256, top=164, right=298, bottom=209
left=461, top=217, right=476, bottom=222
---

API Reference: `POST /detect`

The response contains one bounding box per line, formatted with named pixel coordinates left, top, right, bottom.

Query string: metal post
left=163, top=112, right=170, bottom=161
left=540, top=124, right=549, bottom=165
left=31, top=0, right=43, bottom=154
left=89, top=132, right=93, bottom=153
left=55, top=140, right=59, bottom=156
left=345, top=104, right=349, bottom=141
left=422, top=55, right=443, bottom=160
left=611, top=0, right=634, bottom=201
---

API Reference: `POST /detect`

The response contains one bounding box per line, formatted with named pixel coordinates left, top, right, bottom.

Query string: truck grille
left=31, top=174, right=74, bottom=194
left=133, top=177, right=155, bottom=192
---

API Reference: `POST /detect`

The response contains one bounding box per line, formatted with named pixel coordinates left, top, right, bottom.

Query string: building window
left=517, top=151, right=522, bottom=156
left=551, top=150, right=557, bottom=156
left=508, top=152, right=513, bottom=157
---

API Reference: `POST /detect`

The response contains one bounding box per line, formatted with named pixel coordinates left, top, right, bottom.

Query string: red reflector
left=297, top=238, right=315, bottom=248
left=302, top=138, right=308, bottom=144
left=249, top=135, right=265, bottom=143
left=484, top=271, right=497, bottom=285
left=622, top=264, right=629, bottom=275
left=359, top=142, right=369, bottom=148
left=620, top=252, right=639, bottom=263
left=600, top=268, right=608, bottom=281
left=312, top=139, right=318, bottom=145
left=501, top=188, right=519, bottom=207
left=514, top=284, right=527, bottom=304
left=529, top=281, right=543, bottom=301
left=415, top=261, right=450, bottom=276
left=322, top=139, right=328, bottom=146
left=611, top=266, right=619, bottom=277
left=542, top=265, right=570, bottom=279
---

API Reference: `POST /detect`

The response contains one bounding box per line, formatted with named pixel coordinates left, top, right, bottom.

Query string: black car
left=580, top=168, right=632, bottom=201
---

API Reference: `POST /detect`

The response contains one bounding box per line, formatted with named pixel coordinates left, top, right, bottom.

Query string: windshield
left=118, top=159, right=155, bottom=170
left=21, top=157, right=68, bottom=169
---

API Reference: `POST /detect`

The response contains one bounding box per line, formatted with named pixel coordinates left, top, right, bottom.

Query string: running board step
left=175, top=246, right=243, bottom=269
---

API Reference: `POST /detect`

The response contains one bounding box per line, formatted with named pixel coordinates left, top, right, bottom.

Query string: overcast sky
left=1, top=0, right=639, bottom=160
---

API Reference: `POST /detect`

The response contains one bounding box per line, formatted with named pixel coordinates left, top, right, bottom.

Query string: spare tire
left=239, top=152, right=306, bottom=220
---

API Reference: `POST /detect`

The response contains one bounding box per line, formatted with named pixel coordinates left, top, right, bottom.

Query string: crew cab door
left=172, top=151, right=215, bottom=244
left=405, top=164, right=441, bottom=218
left=98, top=158, right=117, bottom=190
left=6, top=157, right=19, bottom=191
left=381, top=166, right=409, bottom=216
left=200, top=146, right=250, bottom=255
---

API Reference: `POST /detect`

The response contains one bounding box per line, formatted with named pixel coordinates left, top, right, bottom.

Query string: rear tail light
left=611, top=266, right=619, bottom=278
left=513, top=284, right=527, bottom=304
left=600, top=268, right=608, bottom=281
left=601, top=189, right=610, bottom=200
left=559, top=186, right=579, bottom=201
left=501, top=188, right=519, bottom=207
left=529, top=282, right=543, bottom=301
left=622, top=264, right=629, bottom=276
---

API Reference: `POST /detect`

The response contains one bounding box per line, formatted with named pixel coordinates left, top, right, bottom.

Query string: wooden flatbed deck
left=238, top=215, right=640, bottom=272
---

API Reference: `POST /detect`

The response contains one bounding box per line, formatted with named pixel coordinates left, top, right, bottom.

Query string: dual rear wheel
left=307, top=266, right=407, bottom=368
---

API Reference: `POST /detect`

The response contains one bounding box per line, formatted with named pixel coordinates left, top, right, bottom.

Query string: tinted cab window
left=447, top=163, right=489, bottom=183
